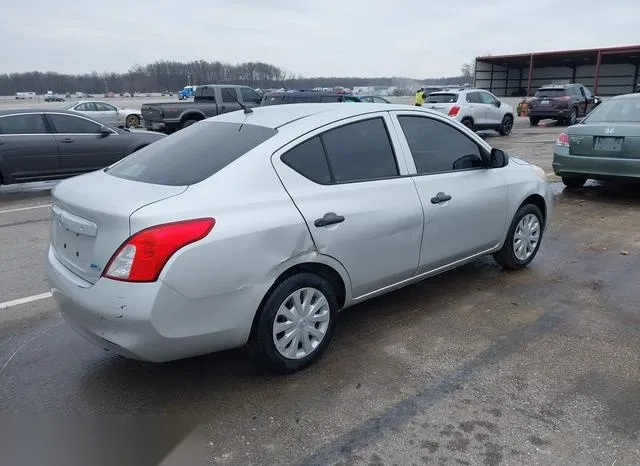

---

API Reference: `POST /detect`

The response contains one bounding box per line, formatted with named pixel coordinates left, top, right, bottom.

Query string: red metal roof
left=477, top=44, right=640, bottom=61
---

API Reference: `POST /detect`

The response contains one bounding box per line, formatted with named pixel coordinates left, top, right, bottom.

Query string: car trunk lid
left=50, top=169, right=187, bottom=284
left=568, top=123, right=640, bottom=159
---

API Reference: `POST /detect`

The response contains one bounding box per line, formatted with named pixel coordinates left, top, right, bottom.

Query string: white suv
left=424, top=88, right=515, bottom=136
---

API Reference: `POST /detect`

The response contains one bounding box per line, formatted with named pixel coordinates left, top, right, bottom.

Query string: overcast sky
left=2, top=0, right=639, bottom=78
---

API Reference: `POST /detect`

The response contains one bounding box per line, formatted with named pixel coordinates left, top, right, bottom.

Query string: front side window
left=240, top=88, right=261, bottom=104
left=47, top=114, right=102, bottom=133
left=398, top=115, right=484, bottom=174
left=479, top=92, right=499, bottom=105
left=0, top=114, right=49, bottom=134
left=95, top=102, right=117, bottom=111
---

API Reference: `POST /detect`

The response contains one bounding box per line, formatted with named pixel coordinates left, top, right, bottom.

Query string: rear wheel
left=181, top=119, right=199, bottom=129
left=568, top=107, right=578, bottom=125
left=493, top=204, right=544, bottom=270
left=562, top=176, right=587, bottom=188
left=248, top=273, right=338, bottom=374
left=461, top=118, right=474, bottom=131
left=498, top=115, right=513, bottom=136
left=529, top=116, right=540, bottom=126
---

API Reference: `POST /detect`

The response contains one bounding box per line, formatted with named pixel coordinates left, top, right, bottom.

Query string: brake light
left=558, top=96, right=571, bottom=101
left=103, top=218, right=215, bottom=282
left=448, top=105, right=461, bottom=117
left=556, top=132, right=570, bottom=147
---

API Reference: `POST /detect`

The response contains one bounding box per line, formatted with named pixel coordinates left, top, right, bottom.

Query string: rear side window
left=281, top=137, right=332, bottom=184
left=0, top=114, right=49, bottom=134
left=425, top=93, right=459, bottom=103
left=221, top=88, right=239, bottom=103
left=106, top=122, right=277, bottom=186
left=321, top=118, right=398, bottom=183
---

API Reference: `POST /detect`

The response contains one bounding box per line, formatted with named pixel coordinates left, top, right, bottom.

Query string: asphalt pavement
left=0, top=118, right=638, bottom=466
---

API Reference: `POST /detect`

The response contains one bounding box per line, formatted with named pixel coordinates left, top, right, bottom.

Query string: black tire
left=248, top=272, right=338, bottom=374
left=562, top=176, right=587, bottom=188
left=461, top=118, right=474, bottom=131
left=181, top=119, right=199, bottom=129
left=498, top=115, right=513, bottom=136
left=493, top=204, right=544, bottom=270
left=125, top=114, right=140, bottom=128
left=568, top=107, right=578, bottom=126
left=529, top=116, right=540, bottom=126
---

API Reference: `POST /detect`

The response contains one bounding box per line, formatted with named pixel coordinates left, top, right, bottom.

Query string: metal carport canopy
left=476, top=44, right=640, bottom=96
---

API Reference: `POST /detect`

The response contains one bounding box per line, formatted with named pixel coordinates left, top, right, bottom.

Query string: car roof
left=0, top=108, right=81, bottom=116
left=208, top=102, right=442, bottom=129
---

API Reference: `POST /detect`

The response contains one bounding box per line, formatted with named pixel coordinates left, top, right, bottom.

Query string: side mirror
left=99, top=125, right=111, bottom=136
left=489, top=148, right=507, bottom=168
left=495, top=100, right=502, bottom=107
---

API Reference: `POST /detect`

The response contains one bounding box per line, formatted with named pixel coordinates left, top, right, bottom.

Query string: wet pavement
left=1, top=119, right=638, bottom=465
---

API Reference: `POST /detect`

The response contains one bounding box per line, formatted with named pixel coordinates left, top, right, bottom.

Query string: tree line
left=0, top=59, right=471, bottom=95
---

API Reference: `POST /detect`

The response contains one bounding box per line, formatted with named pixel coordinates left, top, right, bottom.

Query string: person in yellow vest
left=414, top=88, right=426, bottom=106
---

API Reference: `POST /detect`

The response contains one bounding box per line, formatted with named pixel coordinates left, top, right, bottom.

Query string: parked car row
left=44, top=102, right=552, bottom=374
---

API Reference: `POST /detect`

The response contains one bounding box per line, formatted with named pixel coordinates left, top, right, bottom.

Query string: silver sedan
left=66, top=100, right=142, bottom=127
left=45, top=103, right=552, bottom=374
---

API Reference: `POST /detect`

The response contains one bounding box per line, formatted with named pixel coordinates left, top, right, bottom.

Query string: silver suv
left=425, top=88, right=515, bottom=135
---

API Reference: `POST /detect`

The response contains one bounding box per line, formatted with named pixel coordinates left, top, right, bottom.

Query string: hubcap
left=272, top=287, right=330, bottom=360
left=126, top=116, right=138, bottom=127
left=513, top=214, right=541, bottom=261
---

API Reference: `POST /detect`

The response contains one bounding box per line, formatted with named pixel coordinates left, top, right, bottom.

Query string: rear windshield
left=534, top=88, right=566, bottom=98
left=584, top=98, right=640, bottom=123
left=425, top=93, right=458, bottom=103
left=106, top=122, right=277, bottom=186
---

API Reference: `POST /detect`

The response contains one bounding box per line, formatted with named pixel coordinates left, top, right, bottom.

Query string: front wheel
left=493, top=204, right=544, bottom=270
left=248, top=273, right=338, bottom=374
left=498, top=115, right=513, bottom=135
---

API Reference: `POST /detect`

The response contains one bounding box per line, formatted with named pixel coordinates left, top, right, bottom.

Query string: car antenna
left=223, top=89, right=253, bottom=114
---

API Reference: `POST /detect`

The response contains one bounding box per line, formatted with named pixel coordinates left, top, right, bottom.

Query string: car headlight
left=532, top=164, right=547, bottom=181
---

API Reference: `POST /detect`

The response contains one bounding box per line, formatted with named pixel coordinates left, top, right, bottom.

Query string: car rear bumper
left=45, top=246, right=251, bottom=362
left=552, top=152, right=640, bottom=179
left=529, top=109, right=570, bottom=119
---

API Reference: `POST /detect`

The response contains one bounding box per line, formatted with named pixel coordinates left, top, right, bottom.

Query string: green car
left=553, top=93, right=640, bottom=187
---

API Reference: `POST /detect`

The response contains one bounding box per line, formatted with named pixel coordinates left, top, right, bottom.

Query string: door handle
left=430, top=192, right=452, bottom=204
left=60, top=138, right=74, bottom=143
left=314, top=212, right=345, bottom=227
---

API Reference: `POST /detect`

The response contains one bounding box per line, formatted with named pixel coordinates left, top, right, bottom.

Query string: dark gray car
left=0, top=109, right=165, bottom=185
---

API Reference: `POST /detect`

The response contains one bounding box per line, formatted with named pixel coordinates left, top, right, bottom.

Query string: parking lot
left=1, top=107, right=639, bottom=465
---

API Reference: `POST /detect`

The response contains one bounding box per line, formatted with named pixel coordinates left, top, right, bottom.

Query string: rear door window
left=221, top=88, right=239, bottom=103
left=106, top=121, right=277, bottom=186
left=321, top=117, right=398, bottom=183
left=0, top=114, right=49, bottom=134
left=281, top=136, right=332, bottom=184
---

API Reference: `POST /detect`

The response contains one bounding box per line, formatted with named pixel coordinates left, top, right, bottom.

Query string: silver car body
left=45, top=103, right=552, bottom=362
left=67, top=100, right=141, bottom=127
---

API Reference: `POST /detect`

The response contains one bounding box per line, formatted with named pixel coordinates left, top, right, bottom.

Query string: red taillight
left=103, top=218, right=215, bottom=282
left=448, top=105, right=461, bottom=117
left=556, top=132, right=570, bottom=147
left=557, top=96, right=571, bottom=101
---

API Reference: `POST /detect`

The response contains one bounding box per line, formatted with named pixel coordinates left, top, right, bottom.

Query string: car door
left=478, top=91, right=503, bottom=126
left=92, top=102, right=120, bottom=126
left=271, top=114, right=424, bottom=298
left=465, top=92, right=487, bottom=125
left=46, top=113, right=127, bottom=174
left=0, top=113, right=61, bottom=182
left=390, top=111, right=510, bottom=273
